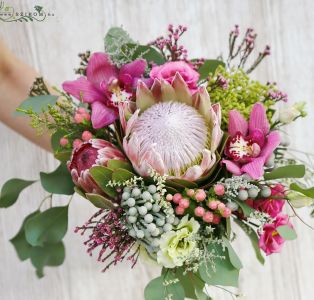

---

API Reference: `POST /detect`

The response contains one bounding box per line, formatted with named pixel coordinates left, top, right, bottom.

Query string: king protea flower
left=68, top=139, right=126, bottom=193
left=120, top=73, right=223, bottom=181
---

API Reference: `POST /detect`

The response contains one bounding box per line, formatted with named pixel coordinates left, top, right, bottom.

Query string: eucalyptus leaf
left=234, top=219, right=265, bottom=265
left=198, top=59, right=225, bottom=80
left=170, top=179, right=198, bottom=189
left=25, top=205, right=68, bottom=247
left=15, top=95, right=58, bottom=116
left=290, top=183, right=314, bottom=198
left=222, top=236, right=243, bottom=269
left=0, top=178, right=36, bottom=208
left=89, top=166, right=117, bottom=197
left=264, top=165, right=305, bottom=180
left=10, top=211, right=40, bottom=261
left=234, top=200, right=255, bottom=217
left=40, top=163, right=74, bottom=195
left=277, top=225, right=297, bottom=240
left=30, top=242, right=65, bottom=278
left=85, top=193, right=116, bottom=209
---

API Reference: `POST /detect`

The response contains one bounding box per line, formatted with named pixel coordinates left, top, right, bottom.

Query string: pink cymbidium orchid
left=62, top=53, right=148, bottom=129
left=222, top=102, right=281, bottom=179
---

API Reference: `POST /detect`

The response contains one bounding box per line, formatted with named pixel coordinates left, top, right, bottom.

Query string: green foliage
left=207, top=66, right=276, bottom=129
left=15, top=95, right=59, bottom=116
left=0, top=178, right=36, bottom=208
left=264, top=165, right=305, bottom=180
left=277, top=225, right=297, bottom=240
left=112, top=168, right=136, bottom=183
left=107, top=159, right=133, bottom=172
left=144, top=271, right=185, bottom=300
left=290, top=183, right=314, bottom=198
left=40, top=163, right=74, bottom=195
left=198, top=59, right=225, bottom=80
left=234, top=199, right=255, bottom=217
left=25, top=206, right=68, bottom=247
left=199, top=243, right=239, bottom=287
left=222, top=236, right=243, bottom=269
left=234, top=219, right=265, bottom=265
left=104, top=27, right=134, bottom=55
left=85, top=193, right=116, bottom=209
left=89, top=166, right=117, bottom=197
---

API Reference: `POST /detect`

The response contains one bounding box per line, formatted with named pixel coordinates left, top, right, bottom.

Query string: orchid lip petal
left=90, top=101, right=118, bottom=129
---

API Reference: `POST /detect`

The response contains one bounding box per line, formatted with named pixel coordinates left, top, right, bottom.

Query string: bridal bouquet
left=1, top=25, right=314, bottom=299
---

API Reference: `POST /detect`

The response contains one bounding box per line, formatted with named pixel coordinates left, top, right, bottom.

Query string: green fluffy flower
left=157, top=215, right=200, bottom=268
left=207, top=66, right=276, bottom=129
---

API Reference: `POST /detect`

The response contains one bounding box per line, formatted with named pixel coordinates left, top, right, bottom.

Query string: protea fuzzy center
left=130, top=101, right=208, bottom=174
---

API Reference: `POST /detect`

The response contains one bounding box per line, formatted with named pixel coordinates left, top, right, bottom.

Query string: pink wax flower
left=63, top=53, right=149, bottom=129
left=150, top=61, right=199, bottom=90
left=258, top=214, right=292, bottom=255
left=68, top=139, right=126, bottom=195
left=222, top=102, right=281, bottom=179
left=247, top=184, right=286, bottom=218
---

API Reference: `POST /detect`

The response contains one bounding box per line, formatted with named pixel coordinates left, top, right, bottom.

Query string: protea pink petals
left=212, top=103, right=222, bottom=127
left=182, top=166, right=204, bottom=181
left=136, top=81, right=157, bottom=111
left=198, top=86, right=212, bottom=122
left=86, top=53, right=118, bottom=87
left=249, top=102, right=270, bottom=136
left=200, top=149, right=216, bottom=172
left=62, top=77, right=105, bottom=103
left=150, top=79, right=162, bottom=101
left=228, top=110, right=248, bottom=136
left=91, top=101, right=118, bottom=129
left=68, top=139, right=126, bottom=194
left=172, top=72, right=193, bottom=106
left=160, top=79, right=177, bottom=102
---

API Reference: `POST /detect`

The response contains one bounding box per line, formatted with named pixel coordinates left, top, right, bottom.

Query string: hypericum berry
left=82, top=130, right=93, bottom=141
left=248, top=188, right=259, bottom=199
left=166, top=194, right=173, bottom=201
left=73, top=139, right=83, bottom=149
left=238, top=189, right=249, bottom=201
left=173, top=193, right=182, bottom=204
left=74, top=113, right=85, bottom=123
left=179, top=198, right=190, bottom=208
left=203, top=211, right=214, bottom=223
left=59, top=137, right=69, bottom=147
left=222, top=207, right=232, bottom=218
left=175, top=206, right=185, bottom=215
left=195, top=189, right=206, bottom=202
left=261, top=186, right=271, bottom=198
left=212, top=214, right=221, bottom=224
left=194, top=206, right=205, bottom=217
left=217, top=202, right=226, bottom=210
left=214, top=184, right=225, bottom=196
left=208, top=200, right=219, bottom=210
left=187, top=189, right=195, bottom=197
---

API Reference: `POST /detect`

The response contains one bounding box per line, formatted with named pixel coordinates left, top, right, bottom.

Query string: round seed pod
left=226, top=202, right=239, bottom=212
left=127, top=216, right=137, bottom=223
left=156, top=218, right=165, bottom=227
left=138, top=206, right=148, bottom=216
left=173, top=217, right=180, bottom=225
left=166, top=216, right=175, bottom=224
left=147, top=223, right=157, bottom=233
left=151, top=228, right=160, bottom=237
left=152, top=204, right=161, bottom=213
left=123, top=187, right=131, bottom=193
left=238, top=190, right=249, bottom=201
left=142, top=191, right=152, bottom=201
left=261, top=186, right=271, bottom=198
left=136, top=230, right=145, bottom=239
left=144, top=202, right=153, bottom=210
left=129, top=229, right=136, bottom=237
left=127, top=198, right=136, bottom=207
left=148, top=185, right=157, bottom=194
left=128, top=207, right=138, bottom=216
left=248, top=188, right=259, bottom=199
left=144, top=214, right=154, bottom=223
left=265, top=153, right=275, bottom=168
left=163, top=223, right=173, bottom=232
left=131, top=188, right=141, bottom=198
left=122, top=192, right=130, bottom=200
left=153, top=193, right=161, bottom=201
left=151, top=239, right=160, bottom=248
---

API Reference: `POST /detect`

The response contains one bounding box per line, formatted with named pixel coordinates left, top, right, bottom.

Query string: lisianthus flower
left=222, top=102, right=281, bottom=179
left=150, top=61, right=199, bottom=90
left=247, top=184, right=285, bottom=218
left=258, top=214, right=292, bottom=255
left=67, top=139, right=126, bottom=196
left=62, top=53, right=148, bottom=129
left=157, top=215, right=200, bottom=268
left=121, top=73, right=223, bottom=181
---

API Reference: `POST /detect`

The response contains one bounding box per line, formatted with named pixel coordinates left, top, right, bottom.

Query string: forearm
left=0, top=40, right=51, bottom=151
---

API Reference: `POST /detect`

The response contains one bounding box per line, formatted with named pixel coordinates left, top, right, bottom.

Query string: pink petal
left=160, top=79, right=176, bottom=102
left=62, top=77, right=105, bottom=103
left=228, top=110, right=248, bottom=136
left=260, top=131, right=281, bottom=160
left=90, top=101, right=118, bottom=129
left=182, top=165, right=204, bottom=181
left=200, top=150, right=216, bottom=172
left=136, top=80, right=156, bottom=111
left=249, top=103, right=270, bottom=136
left=119, top=59, right=147, bottom=80
left=241, top=157, right=265, bottom=180
left=221, top=160, right=242, bottom=175
left=172, top=72, right=193, bottom=106
left=86, top=53, right=118, bottom=87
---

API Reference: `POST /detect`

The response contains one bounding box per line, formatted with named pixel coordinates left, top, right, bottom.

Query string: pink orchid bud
left=73, top=139, right=83, bottom=149
left=173, top=193, right=182, bottom=204
left=194, top=206, right=205, bottom=217
left=59, top=137, right=69, bottom=147
left=166, top=194, right=173, bottom=202
left=203, top=211, right=214, bottom=223
left=195, top=189, right=206, bottom=202
left=179, top=198, right=190, bottom=209
left=175, top=206, right=185, bottom=215
left=82, top=131, right=93, bottom=142
left=214, top=184, right=225, bottom=196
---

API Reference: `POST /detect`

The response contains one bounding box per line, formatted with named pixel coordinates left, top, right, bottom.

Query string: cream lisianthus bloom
left=157, top=215, right=200, bottom=268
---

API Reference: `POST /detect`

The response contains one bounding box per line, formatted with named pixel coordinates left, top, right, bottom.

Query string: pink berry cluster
left=166, top=187, right=231, bottom=224
left=74, top=107, right=90, bottom=124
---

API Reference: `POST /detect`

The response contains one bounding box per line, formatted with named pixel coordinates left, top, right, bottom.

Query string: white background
left=0, top=1, right=314, bottom=299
